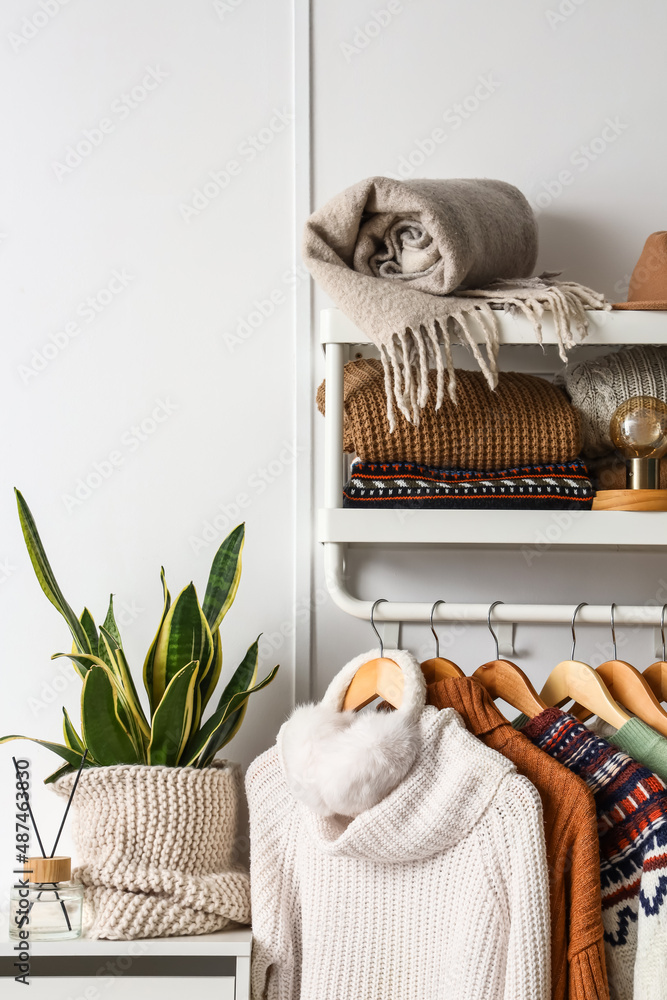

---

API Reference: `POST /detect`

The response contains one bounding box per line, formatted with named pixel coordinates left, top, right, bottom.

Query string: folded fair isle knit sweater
left=343, top=458, right=594, bottom=509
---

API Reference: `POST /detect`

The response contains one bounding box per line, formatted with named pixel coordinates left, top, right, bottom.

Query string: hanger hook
left=370, top=599, right=388, bottom=657
left=571, top=602, right=588, bottom=659
left=487, top=601, right=503, bottom=660
left=661, top=604, right=667, bottom=662
left=610, top=603, right=617, bottom=659
left=430, top=600, right=445, bottom=658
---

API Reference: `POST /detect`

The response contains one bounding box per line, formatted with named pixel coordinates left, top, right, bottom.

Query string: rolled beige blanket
left=351, top=178, right=537, bottom=293
left=304, top=176, right=609, bottom=429
left=317, top=358, right=582, bottom=469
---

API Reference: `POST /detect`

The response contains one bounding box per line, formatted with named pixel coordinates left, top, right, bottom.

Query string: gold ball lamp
left=593, top=395, right=667, bottom=510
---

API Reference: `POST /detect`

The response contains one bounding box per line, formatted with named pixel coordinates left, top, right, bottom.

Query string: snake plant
left=2, top=490, right=278, bottom=783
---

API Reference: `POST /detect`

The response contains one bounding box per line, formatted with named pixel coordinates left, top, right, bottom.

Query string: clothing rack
left=319, top=307, right=667, bottom=654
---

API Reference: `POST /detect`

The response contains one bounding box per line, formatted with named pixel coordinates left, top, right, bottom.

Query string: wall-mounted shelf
left=321, top=305, right=667, bottom=346
left=318, top=307, right=667, bottom=639
left=317, top=507, right=667, bottom=550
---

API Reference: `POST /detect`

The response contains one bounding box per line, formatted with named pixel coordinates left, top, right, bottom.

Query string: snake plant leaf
left=52, top=650, right=107, bottom=679
left=81, top=665, right=141, bottom=765
left=15, top=490, right=91, bottom=655
left=97, top=627, right=118, bottom=673
left=193, top=664, right=279, bottom=767
left=143, top=567, right=171, bottom=715
left=95, top=628, right=149, bottom=750
left=202, top=662, right=275, bottom=759
left=0, top=735, right=90, bottom=769
left=151, top=583, right=213, bottom=710
left=101, top=594, right=123, bottom=648
left=206, top=664, right=279, bottom=759
left=54, top=646, right=146, bottom=759
left=62, top=708, right=85, bottom=753
left=147, top=660, right=199, bottom=766
left=79, top=608, right=98, bottom=652
left=217, top=635, right=260, bottom=714
left=44, top=762, right=79, bottom=785
left=111, top=645, right=150, bottom=742
left=182, top=637, right=260, bottom=763
left=91, top=633, right=147, bottom=758
left=191, top=617, right=216, bottom=734
left=202, top=524, right=245, bottom=634
left=199, top=628, right=223, bottom=714
left=193, top=608, right=215, bottom=690
left=44, top=760, right=92, bottom=785
left=203, top=700, right=249, bottom=763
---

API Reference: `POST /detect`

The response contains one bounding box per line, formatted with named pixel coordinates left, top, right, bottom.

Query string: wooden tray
left=592, top=489, right=667, bottom=511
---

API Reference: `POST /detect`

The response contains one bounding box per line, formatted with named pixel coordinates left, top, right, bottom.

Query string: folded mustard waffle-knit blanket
left=303, top=176, right=608, bottom=429
left=317, top=358, right=582, bottom=469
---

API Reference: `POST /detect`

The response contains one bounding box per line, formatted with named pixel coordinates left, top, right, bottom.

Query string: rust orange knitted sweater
left=428, top=678, right=609, bottom=1000
left=317, top=357, right=581, bottom=468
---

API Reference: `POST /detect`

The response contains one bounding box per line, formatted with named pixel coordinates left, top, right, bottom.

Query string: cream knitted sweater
left=247, top=703, right=551, bottom=999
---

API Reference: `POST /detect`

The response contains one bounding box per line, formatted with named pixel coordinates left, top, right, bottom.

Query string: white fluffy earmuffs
left=279, top=648, right=426, bottom=818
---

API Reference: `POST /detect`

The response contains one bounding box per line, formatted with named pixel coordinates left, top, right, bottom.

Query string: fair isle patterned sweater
left=522, top=708, right=667, bottom=1000
left=342, top=458, right=594, bottom=509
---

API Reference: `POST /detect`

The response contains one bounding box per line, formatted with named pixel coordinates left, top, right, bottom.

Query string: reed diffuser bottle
left=8, top=750, right=87, bottom=941
left=10, top=856, right=83, bottom=941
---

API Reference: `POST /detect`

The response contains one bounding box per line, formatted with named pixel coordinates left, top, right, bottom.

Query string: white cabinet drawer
left=4, top=976, right=236, bottom=999
left=0, top=929, right=252, bottom=999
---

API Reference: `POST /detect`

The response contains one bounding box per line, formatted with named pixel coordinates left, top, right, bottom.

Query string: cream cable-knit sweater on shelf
left=247, top=700, right=552, bottom=999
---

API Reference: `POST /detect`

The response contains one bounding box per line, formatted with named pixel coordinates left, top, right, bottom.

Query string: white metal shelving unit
left=318, top=306, right=667, bottom=640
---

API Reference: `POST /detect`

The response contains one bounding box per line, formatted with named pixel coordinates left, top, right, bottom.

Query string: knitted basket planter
left=54, top=762, right=251, bottom=940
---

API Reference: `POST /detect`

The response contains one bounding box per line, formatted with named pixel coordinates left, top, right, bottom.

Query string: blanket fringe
left=380, top=279, right=609, bottom=431
left=459, top=276, right=609, bottom=363
left=381, top=309, right=499, bottom=433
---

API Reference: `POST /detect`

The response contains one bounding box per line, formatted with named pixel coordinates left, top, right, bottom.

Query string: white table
left=0, top=927, right=253, bottom=999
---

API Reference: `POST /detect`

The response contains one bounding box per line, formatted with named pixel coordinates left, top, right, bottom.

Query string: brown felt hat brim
left=612, top=301, right=667, bottom=310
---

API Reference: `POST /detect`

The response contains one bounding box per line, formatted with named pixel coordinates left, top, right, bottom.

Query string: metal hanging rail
left=324, top=539, right=664, bottom=626
left=318, top=309, right=667, bottom=639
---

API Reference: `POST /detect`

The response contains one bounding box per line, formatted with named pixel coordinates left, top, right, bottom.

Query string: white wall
left=310, top=0, right=667, bottom=696
left=3, top=0, right=667, bottom=925
left=0, top=0, right=296, bottom=904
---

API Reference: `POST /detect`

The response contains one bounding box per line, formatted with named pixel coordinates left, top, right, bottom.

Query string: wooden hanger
left=643, top=604, right=667, bottom=705
left=571, top=605, right=667, bottom=735
left=472, top=602, right=548, bottom=718
left=343, top=657, right=405, bottom=710
left=540, top=603, right=632, bottom=730
left=343, top=599, right=405, bottom=711
left=421, top=601, right=465, bottom=683
left=644, top=661, right=667, bottom=705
